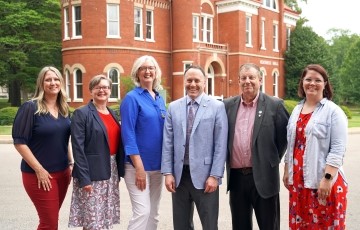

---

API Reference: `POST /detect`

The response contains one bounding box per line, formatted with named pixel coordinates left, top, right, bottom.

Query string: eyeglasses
left=303, top=78, right=324, bottom=84
left=138, top=66, right=156, bottom=72
left=93, top=86, right=110, bottom=91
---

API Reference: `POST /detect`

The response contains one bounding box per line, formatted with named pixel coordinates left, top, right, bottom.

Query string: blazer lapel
left=180, top=98, right=187, bottom=141
left=228, top=96, right=241, bottom=152
left=252, top=93, right=266, bottom=145
left=89, top=101, right=109, bottom=144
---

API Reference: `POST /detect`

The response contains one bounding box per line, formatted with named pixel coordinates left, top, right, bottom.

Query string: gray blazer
left=161, top=94, right=228, bottom=189
left=223, top=93, right=289, bottom=198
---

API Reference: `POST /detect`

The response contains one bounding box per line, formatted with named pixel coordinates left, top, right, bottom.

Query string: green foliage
left=340, top=105, right=352, bottom=119
left=284, top=22, right=334, bottom=99
left=108, top=104, right=120, bottom=121
left=0, top=0, right=62, bottom=106
left=120, top=77, right=135, bottom=95
left=0, top=107, right=18, bottom=125
left=339, top=39, right=360, bottom=104
left=284, top=100, right=299, bottom=114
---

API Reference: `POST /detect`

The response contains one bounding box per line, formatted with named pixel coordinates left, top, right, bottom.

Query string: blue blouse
left=12, top=100, right=71, bottom=173
left=120, top=87, right=166, bottom=171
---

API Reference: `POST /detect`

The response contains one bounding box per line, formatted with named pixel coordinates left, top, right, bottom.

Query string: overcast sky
left=299, top=0, right=360, bottom=38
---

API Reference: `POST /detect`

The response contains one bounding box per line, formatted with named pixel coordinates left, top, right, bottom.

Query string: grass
left=348, top=107, right=360, bottom=128
left=0, top=126, right=12, bottom=135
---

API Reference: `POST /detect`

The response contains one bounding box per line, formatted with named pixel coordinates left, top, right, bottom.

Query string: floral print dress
left=289, top=112, right=347, bottom=230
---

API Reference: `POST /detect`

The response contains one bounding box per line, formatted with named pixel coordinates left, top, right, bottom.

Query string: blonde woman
left=12, top=66, right=73, bottom=229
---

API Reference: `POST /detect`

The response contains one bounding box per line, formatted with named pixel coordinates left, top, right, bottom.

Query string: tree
left=327, top=30, right=360, bottom=104
left=284, top=20, right=334, bottom=99
left=0, top=0, right=62, bottom=106
left=339, top=40, right=360, bottom=104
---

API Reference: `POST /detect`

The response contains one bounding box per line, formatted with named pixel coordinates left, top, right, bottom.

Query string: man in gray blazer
left=162, top=65, right=228, bottom=230
left=223, top=63, right=289, bottom=230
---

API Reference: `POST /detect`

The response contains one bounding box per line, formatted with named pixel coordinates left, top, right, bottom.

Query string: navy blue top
left=120, top=87, right=166, bottom=171
left=12, top=100, right=71, bottom=173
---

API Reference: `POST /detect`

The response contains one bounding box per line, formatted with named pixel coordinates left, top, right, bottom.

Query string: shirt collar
left=241, top=92, right=260, bottom=107
left=187, top=93, right=204, bottom=105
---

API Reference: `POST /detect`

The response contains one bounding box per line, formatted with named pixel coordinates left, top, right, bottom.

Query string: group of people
left=12, top=56, right=348, bottom=230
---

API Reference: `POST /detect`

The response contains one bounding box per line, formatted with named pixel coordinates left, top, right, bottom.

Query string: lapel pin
left=258, top=110, right=262, bottom=117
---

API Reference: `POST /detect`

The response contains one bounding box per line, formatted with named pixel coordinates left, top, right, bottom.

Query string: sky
left=298, top=0, right=360, bottom=39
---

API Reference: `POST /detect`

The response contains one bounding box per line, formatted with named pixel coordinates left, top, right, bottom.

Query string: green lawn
left=348, top=107, right=360, bottom=128
left=0, top=126, right=12, bottom=135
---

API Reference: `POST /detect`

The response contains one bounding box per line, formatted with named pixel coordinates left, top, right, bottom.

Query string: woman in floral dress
left=283, top=64, right=348, bottom=229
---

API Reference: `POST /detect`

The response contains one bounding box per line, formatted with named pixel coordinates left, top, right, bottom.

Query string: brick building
left=60, top=0, right=298, bottom=107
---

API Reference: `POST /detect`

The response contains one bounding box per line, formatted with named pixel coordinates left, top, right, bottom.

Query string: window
left=134, top=7, right=143, bottom=39
left=64, top=7, right=70, bottom=39
left=146, top=10, right=154, bottom=40
left=107, top=4, right=120, bottom=37
left=273, top=24, right=278, bottom=51
left=273, top=72, right=278, bottom=97
left=260, top=71, right=266, bottom=93
left=72, top=5, right=82, bottom=37
left=65, top=69, right=71, bottom=100
left=261, top=19, right=266, bottom=49
left=264, top=0, right=277, bottom=10
left=245, top=16, right=252, bottom=46
left=286, top=27, right=291, bottom=51
left=192, top=15, right=199, bottom=41
left=200, top=14, right=213, bottom=43
left=108, top=68, right=120, bottom=100
left=73, top=69, right=83, bottom=100
left=207, top=66, right=214, bottom=96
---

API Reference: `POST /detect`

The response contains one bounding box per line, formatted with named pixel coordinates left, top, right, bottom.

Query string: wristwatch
left=324, top=173, right=332, bottom=180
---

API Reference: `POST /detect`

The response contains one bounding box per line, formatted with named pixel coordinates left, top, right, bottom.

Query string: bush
left=340, top=105, right=352, bottom=119
left=0, top=107, right=19, bottom=125
left=108, top=104, right=120, bottom=121
left=284, top=100, right=298, bottom=114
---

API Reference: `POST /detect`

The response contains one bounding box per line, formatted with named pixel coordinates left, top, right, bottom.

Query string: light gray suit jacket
left=224, top=93, right=289, bottom=198
left=161, top=94, right=228, bottom=189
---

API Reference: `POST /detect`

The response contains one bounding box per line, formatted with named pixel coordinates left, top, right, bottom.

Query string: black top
left=12, top=100, right=71, bottom=173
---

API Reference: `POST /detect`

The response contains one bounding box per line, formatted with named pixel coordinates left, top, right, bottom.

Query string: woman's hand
left=135, top=168, right=147, bottom=191
left=317, top=177, right=332, bottom=201
left=282, top=163, right=290, bottom=190
left=35, top=167, right=53, bottom=191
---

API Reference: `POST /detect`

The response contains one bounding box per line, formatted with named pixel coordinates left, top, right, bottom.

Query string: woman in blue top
left=12, top=66, right=73, bottom=229
left=120, top=55, right=166, bottom=230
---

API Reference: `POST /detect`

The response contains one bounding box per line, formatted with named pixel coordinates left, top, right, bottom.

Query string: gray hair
left=130, top=55, right=162, bottom=90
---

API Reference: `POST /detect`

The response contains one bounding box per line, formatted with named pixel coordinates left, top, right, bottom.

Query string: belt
left=233, top=167, right=253, bottom=175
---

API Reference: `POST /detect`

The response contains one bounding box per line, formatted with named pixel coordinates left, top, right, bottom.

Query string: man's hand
left=204, top=176, right=218, bottom=193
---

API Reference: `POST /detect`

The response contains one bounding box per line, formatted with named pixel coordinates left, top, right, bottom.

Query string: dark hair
left=184, top=65, right=206, bottom=78
left=297, top=64, right=333, bottom=100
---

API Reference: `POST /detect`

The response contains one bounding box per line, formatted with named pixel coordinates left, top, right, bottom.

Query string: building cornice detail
left=62, top=46, right=171, bottom=54
left=284, top=12, right=299, bottom=26
left=216, top=0, right=261, bottom=15
left=228, top=51, right=285, bottom=61
left=128, top=0, right=170, bottom=9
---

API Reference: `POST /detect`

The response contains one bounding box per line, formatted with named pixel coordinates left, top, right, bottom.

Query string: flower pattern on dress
left=289, top=112, right=347, bottom=230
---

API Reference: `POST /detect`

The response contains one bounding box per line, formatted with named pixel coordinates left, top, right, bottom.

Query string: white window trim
left=273, top=72, right=278, bottom=97
left=64, top=8, right=70, bottom=40
left=65, top=70, right=71, bottom=102
left=286, top=26, right=291, bottom=51
left=245, top=15, right=253, bottom=47
left=134, top=7, right=143, bottom=40
left=73, top=69, right=83, bottom=101
left=263, top=0, right=278, bottom=11
left=260, top=19, right=266, bottom=50
left=107, top=4, right=120, bottom=38
left=273, top=23, right=279, bottom=52
left=108, top=68, right=120, bottom=102
left=201, top=13, right=213, bottom=43
left=145, top=9, right=154, bottom=41
left=261, top=71, right=266, bottom=93
left=207, top=65, right=215, bottom=96
left=192, top=15, right=200, bottom=42
left=72, top=5, right=82, bottom=39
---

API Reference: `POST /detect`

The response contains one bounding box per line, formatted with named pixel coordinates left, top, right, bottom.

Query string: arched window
left=207, top=65, right=214, bottom=96
left=65, top=69, right=71, bottom=101
left=273, top=72, right=278, bottom=97
left=260, top=70, right=266, bottom=93
left=73, top=69, right=83, bottom=100
left=108, top=68, right=120, bottom=100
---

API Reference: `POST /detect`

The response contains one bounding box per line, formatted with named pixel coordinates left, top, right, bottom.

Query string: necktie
left=184, top=100, right=195, bottom=165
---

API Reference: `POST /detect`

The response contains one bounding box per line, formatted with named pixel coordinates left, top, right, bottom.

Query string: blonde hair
left=130, top=55, right=163, bottom=91
left=32, top=66, right=69, bottom=117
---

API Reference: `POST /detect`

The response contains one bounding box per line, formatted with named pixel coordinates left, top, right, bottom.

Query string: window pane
left=108, top=5, right=117, bottom=20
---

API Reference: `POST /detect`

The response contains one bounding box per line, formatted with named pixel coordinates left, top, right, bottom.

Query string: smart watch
left=324, top=173, right=332, bottom=180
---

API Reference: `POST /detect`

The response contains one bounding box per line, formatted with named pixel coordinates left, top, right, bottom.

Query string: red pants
left=22, top=168, right=71, bottom=230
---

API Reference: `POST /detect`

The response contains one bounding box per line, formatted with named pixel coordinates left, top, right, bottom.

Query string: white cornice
left=216, top=0, right=261, bottom=15
left=284, top=12, right=299, bottom=26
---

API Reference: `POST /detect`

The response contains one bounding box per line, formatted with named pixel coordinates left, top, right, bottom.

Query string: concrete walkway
left=1, top=129, right=359, bottom=229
